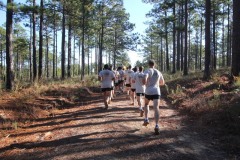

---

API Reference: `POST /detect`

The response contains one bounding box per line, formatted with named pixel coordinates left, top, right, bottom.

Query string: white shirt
left=134, top=72, right=145, bottom=93
left=118, top=69, right=125, bottom=81
left=125, top=69, right=134, bottom=84
left=99, top=69, right=115, bottom=88
left=130, top=72, right=136, bottom=89
left=144, top=68, right=163, bottom=95
left=114, top=70, right=119, bottom=83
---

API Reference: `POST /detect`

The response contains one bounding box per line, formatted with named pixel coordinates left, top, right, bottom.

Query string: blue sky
left=0, top=0, right=152, bottom=65
left=123, top=0, right=152, bottom=65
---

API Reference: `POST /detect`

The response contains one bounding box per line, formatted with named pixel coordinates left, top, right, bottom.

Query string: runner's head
left=128, top=65, right=132, bottom=70
left=133, top=66, right=138, bottom=72
left=117, top=66, right=122, bottom=70
left=104, top=64, right=109, bottom=70
left=139, top=66, right=144, bottom=72
left=148, top=59, right=155, bottom=68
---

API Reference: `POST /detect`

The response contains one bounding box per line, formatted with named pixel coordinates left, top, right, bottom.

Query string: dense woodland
left=0, top=0, right=240, bottom=90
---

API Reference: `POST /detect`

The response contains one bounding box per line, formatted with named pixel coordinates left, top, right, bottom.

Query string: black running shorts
left=126, top=84, right=131, bottom=87
left=118, top=80, right=124, bottom=84
left=101, top=88, right=112, bottom=92
left=136, top=93, right=145, bottom=96
left=145, top=94, right=160, bottom=100
left=131, top=89, right=136, bottom=92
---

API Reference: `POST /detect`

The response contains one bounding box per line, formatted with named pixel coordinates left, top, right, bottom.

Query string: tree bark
left=232, top=0, right=240, bottom=76
left=68, top=22, right=72, bottom=78
left=6, top=0, right=14, bottom=90
left=183, top=0, right=188, bottom=76
left=165, top=11, right=169, bottom=71
left=204, top=0, right=211, bottom=79
left=28, top=15, right=32, bottom=81
left=172, top=0, right=176, bottom=73
left=33, top=0, right=37, bottom=81
left=200, top=15, right=203, bottom=70
left=38, top=0, right=43, bottom=80
left=81, top=1, right=85, bottom=80
left=61, top=4, right=66, bottom=80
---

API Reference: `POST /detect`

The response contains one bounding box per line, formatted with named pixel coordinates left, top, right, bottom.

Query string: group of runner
left=98, top=59, right=165, bottom=135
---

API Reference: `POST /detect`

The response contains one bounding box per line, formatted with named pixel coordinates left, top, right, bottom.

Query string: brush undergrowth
left=0, top=75, right=100, bottom=130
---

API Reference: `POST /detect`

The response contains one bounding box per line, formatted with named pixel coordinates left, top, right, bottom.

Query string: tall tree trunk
left=150, top=36, right=153, bottom=59
left=56, top=29, right=58, bottom=77
left=113, top=29, right=117, bottom=69
left=68, top=22, right=72, bottom=78
left=204, top=0, right=211, bottom=79
left=212, top=7, right=217, bottom=70
left=78, top=38, right=81, bottom=76
left=95, top=36, right=98, bottom=74
left=16, top=33, right=19, bottom=79
left=6, top=0, right=14, bottom=90
left=81, top=2, right=85, bottom=80
left=52, top=7, right=56, bottom=79
left=165, top=11, right=169, bottom=71
left=200, top=15, right=203, bottom=70
left=227, top=1, right=231, bottom=67
left=183, top=0, right=188, bottom=75
left=0, top=41, right=3, bottom=80
left=32, top=0, right=37, bottom=81
left=29, top=15, right=32, bottom=81
left=61, top=4, right=66, bottom=80
left=232, top=0, right=240, bottom=76
left=172, top=0, right=176, bottom=73
left=222, top=6, right=225, bottom=67
left=160, top=36, right=163, bottom=71
left=176, top=5, right=181, bottom=71
left=195, top=31, right=199, bottom=70
left=181, top=3, right=184, bottom=71
left=39, top=0, right=43, bottom=80
left=73, top=35, right=76, bottom=77
left=46, top=35, right=49, bottom=78
left=98, top=2, right=104, bottom=73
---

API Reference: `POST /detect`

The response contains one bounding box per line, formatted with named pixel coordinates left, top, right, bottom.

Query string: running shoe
left=154, top=126, right=160, bottom=135
left=142, top=119, right=149, bottom=126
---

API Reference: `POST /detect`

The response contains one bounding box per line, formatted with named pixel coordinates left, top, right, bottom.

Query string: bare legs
left=144, top=98, right=160, bottom=126
left=103, top=91, right=111, bottom=109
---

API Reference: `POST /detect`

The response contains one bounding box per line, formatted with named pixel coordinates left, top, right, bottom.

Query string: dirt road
left=0, top=91, right=235, bottom=160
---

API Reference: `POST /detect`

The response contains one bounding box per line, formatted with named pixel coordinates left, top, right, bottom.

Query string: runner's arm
left=159, top=76, right=165, bottom=86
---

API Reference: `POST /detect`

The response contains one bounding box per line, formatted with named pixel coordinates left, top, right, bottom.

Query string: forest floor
left=0, top=72, right=240, bottom=160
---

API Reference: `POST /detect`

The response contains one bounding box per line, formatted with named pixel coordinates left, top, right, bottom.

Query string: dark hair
left=139, top=66, right=144, bottom=72
left=133, top=67, right=137, bottom=72
left=148, top=59, right=155, bottom=66
left=128, top=65, right=132, bottom=69
left=104, top=64, right=109, bottom=69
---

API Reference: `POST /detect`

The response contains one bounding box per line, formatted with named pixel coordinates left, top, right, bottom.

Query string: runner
left=113, top=68, right=120, bottom=96
left=133, top=66, right=145, bottom=117
left=130, top=67, right=138, bottom=105
left=109, top=65, right=115, bottom=102
left=124, top=65, right=134, bottom=100
left=117, top=66, right=125, bottom=93
left=98, top=64, right=115, bottom=109
left=142, top=59, right=165, bottom=135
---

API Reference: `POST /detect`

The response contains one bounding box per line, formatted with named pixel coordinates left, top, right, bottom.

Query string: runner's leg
left=137, top=95, right=141, bottom=108
left=130, top=90, right=134, bottom=105
left=144, top=98, right=150, bottom=120
left=153, top=99, right=160, bottom=126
